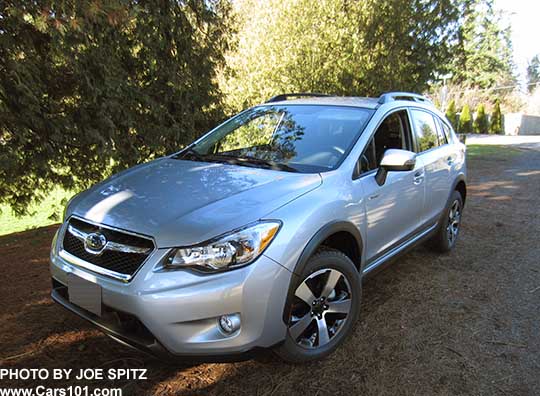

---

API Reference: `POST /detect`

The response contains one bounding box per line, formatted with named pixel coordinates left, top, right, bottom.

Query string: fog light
left=218, top=313, right=241, bottom=334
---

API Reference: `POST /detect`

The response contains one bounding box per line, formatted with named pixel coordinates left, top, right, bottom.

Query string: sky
left=495, top=0, right=540, bottom=85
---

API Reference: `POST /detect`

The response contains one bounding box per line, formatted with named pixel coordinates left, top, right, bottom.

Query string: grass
left=466, top=144, right=521, bottom=160
left=0, top=188, right=73, bottom=236
left=0, top=143, right=523, bottom=236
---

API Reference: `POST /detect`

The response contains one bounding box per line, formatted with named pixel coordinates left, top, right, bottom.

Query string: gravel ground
left=1, top=144, right=539, bottom=395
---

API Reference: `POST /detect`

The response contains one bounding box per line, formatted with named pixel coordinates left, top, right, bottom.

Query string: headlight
left=164, top=221, right=281, bottom=272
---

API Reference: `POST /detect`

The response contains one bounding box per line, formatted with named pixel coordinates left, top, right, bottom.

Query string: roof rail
left=266, top=93, right=331, bottom=103
left=377, top=92, right=432, bottom=105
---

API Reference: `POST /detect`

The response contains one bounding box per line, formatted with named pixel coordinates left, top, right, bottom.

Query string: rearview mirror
left=375, top=149, right=416, bottom=186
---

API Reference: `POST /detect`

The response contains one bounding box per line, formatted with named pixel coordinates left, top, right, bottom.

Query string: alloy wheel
left=288, top=268, right=352, bottom=349
left=446, top=199, right=461, bottom=246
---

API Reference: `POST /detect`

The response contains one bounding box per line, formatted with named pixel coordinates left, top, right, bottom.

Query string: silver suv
left=50, top=92, right=466, bottom=363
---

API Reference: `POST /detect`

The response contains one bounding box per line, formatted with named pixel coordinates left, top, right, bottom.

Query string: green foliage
left=0, top=0, right=233, bottom=215
left=445, top=100, right=458, bottom=130
left=0, top=0, right=519, bottom=219
left=450, top=0, right=515, bottom=88
left=527, top=55, right=540, bottom=92
left=459, top=104, right=473, bottom=133
left=221, top=0, right=463, bottom=111
left=490, top=99, right=503, bottom=134
left=0, top=187, right=71, bottom=235
left=474, top=104, right=489, bottom=134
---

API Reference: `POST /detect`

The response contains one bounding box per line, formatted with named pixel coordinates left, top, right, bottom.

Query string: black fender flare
left=451, top=174, right=467, bottom=206
left=282, top=221, right=363, bottom=323
left=434, top=175, right=467, bottom=231
left=292, top=220, right=363, bottom=276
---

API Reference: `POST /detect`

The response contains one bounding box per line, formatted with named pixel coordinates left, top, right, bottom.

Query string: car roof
left=259, top=94, right=446, bottom=120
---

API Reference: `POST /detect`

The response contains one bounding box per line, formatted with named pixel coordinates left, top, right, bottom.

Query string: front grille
left=62, top=217, right=154, bottom=279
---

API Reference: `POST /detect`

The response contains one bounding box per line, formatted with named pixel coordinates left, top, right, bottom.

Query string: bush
left=490, top=100, right=504, bottom=134
left=459, top=104, right=473, bottom=133
left=0, top=1, right=233, bottom=215
left=445, top=100, right=458, bottom=130
left=474, top=104, right=489, bottom=134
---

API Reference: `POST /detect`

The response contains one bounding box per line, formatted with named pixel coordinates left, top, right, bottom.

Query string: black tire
left=274, top=249, right=362, bottom=363
left=428, top=190, right=463, bottom=253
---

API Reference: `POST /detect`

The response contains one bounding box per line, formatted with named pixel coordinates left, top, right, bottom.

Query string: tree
left=450, top=0, right=515, bottom=89
left=474, top=104, right=489, bottom=134
left=221, top=0, right=463, bottom=111
left=459, top=104, right=473, bottom=133
left=445, top=100, right=458, bottom=130
left=527, top=55, right=540, bottom=93
left=490, top=99, right=503, bottom=134
left=0, top=1, right=233, bottom=215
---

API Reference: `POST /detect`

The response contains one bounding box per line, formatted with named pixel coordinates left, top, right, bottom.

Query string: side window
left=439, top=120, right=452, bottom=143
left=435, top=119, right=447, bottom=145
left=358, top=110, right=411, bottom=174
left=411, top=109, right=439, bottom=152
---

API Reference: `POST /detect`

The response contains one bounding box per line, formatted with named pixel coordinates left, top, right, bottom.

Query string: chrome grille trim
left=59, top=249, right=133, bottom=282
left=67, top=224, right=153, bottom=255
left=60, top=215, right=156, bottom=282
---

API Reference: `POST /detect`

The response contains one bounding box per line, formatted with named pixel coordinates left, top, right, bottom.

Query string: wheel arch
left=292, top=221, right=363, bottom=275
left=454, top=178, right=467, bottom=206
left=281, top=221, right=363, bottom=323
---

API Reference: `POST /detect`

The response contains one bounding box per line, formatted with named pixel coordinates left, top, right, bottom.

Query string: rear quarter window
left=439, top=119, right=453, bottom=143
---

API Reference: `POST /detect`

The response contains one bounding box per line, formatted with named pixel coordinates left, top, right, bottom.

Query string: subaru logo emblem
left=84, top=232, right=107, bottom=254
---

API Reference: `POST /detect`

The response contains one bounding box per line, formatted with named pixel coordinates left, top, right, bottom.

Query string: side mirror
left=375, top=149, right=416, bottom=186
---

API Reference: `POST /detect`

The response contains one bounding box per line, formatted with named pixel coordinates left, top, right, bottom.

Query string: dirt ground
left=1, top=145, right=539, bottom=395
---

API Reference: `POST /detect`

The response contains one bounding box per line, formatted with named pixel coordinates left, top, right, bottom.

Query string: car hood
left=69, top=158, right=322, bottom=247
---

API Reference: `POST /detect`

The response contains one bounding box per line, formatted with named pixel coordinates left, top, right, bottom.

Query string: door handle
left=413, top=171, right=424, bottom=185
left=368, top=194, right=380, bottom=200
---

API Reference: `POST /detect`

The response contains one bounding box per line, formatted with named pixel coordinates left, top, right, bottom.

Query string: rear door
left=409, top=108, right=452, bottom=223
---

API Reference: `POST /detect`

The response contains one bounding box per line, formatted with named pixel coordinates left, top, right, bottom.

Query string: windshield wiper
left=174, top=146, right=205, bottom=161
left=209, top=154, right=298, bottom=173
left=175, top=150, right=298, bottom=172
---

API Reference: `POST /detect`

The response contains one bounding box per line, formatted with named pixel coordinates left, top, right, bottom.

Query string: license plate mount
left=68, top=274, right=102, bottom=317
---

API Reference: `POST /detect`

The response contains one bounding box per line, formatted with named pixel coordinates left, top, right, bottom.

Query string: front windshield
left=180, top=105, right=374, bottom=173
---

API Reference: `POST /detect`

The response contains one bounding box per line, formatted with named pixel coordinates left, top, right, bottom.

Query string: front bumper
left=50, top=235, right=292, bottom=359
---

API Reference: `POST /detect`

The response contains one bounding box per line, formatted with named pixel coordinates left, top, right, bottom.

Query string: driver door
left=356, top=110, right=426, bottom=266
